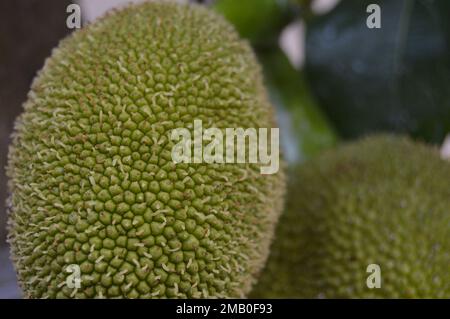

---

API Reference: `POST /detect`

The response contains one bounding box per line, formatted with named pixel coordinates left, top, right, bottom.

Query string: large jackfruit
left=6, top=1, right=285, bottom=299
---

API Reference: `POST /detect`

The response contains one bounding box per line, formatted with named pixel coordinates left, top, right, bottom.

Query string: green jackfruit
left=251, top=135, right=450, bottom=298
left=6, top=1, right=285, bottom=299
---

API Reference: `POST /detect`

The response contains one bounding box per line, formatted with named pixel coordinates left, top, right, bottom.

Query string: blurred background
left=1, top=0, right=449, bottom=298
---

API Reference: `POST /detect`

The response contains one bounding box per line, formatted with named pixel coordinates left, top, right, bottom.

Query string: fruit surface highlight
left=251, top=135, right=449, bottom=298
left=7, top=1, right=285, bottom=299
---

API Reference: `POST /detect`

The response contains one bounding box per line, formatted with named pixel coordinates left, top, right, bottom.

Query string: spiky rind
left=251, top=135, right=449, bottom=298
left=7, top=1, right=285, bottom=299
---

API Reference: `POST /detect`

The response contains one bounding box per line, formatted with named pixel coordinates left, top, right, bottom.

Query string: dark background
left=0, top=0, right=72, bottom=298
left=0, top=0, right=72, bottom=246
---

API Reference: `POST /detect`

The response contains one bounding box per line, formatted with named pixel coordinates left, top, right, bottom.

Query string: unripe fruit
left=7, top=1, right=285, bottom=299
left=252, top=135, right=449, bottom=298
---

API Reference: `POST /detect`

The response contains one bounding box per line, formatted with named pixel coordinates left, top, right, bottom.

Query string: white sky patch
left=311, top=0, right=340, bottom=15
left=279, top=20, right=305, bottom=70
left=440, top=134, right=450, bottom=160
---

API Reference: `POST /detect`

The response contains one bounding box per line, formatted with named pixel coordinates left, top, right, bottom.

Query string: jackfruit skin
left=251, top=135, right=449, bottom=298
left=6, top=1, right=285, bottom=298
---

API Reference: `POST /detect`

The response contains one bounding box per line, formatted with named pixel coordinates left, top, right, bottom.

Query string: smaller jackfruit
left=251, top=135, right=450, bottom=298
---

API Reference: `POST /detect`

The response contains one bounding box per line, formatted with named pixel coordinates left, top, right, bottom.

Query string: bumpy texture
left=7, top=2, right=285, bottom=299
left=251, top=135, right=450, bottom=298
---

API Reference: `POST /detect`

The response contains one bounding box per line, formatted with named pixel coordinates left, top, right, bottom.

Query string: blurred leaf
left=305, top=0, right=450, bottom=143
left=258, top=48, right=338, bottom=162
left=212, top=0, right=297, bottom=47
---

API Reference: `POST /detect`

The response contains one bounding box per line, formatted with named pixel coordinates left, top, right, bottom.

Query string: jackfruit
left=251, top=135, right=449, bottom=298
left=6, top=1, right=285, bottom=299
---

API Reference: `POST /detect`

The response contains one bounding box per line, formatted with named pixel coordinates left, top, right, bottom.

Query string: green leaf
left=212, top=0, right=297, bottom=48
left=258, top=48, right=338, bottom=162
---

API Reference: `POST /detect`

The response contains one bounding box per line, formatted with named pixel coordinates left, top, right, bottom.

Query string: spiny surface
left=251, top=135, right=449, bottom=298
left=7, top=1, right=285, bottom=299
